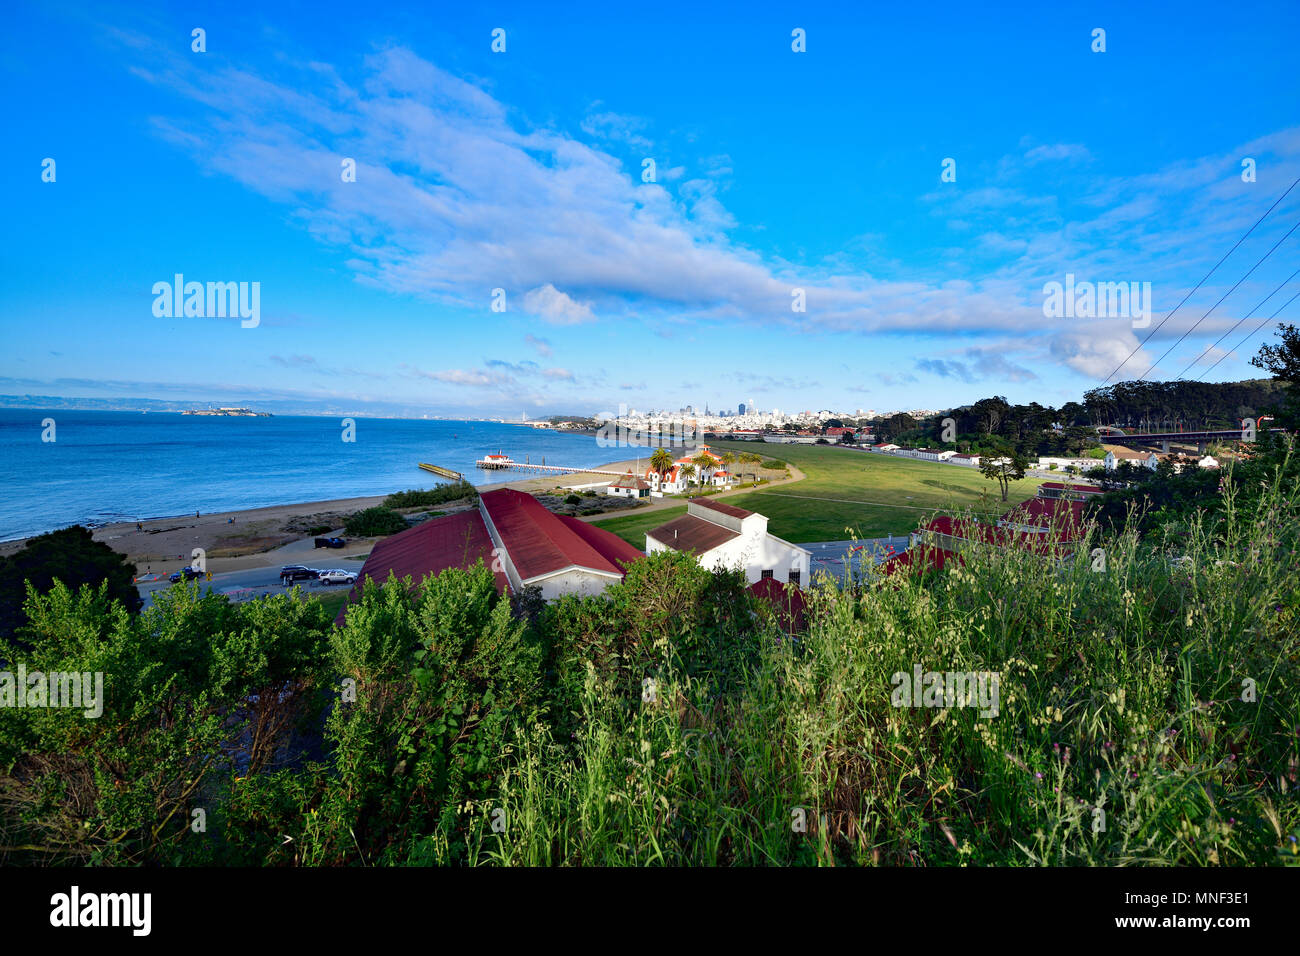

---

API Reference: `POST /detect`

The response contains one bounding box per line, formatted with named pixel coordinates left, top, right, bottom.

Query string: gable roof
left=554, top=514, right=645, bottom=569
left=689, top=497, right=753, bottom=519
left=480, top=488, right=638, bottom=581
left=647, top=514, right=740, bottom=554
left=336, top=510, right=507, bottom=623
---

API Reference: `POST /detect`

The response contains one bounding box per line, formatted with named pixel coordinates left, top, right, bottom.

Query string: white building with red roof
left=644, top=444, right=732, bottom=494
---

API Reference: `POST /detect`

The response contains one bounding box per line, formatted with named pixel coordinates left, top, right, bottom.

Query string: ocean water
left=0, top=410, right=656, bottom=541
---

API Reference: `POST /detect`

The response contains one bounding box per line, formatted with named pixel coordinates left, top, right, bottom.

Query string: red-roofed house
left=749, top=576, right=808, bottom=631
left=338, top=488, right=645, bottom=621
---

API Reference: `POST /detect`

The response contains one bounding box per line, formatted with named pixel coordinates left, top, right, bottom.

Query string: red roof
left=336, top=511, right=507, bottom=623
left=689, top=497, right=753, bottom=519
left=481, top=488, right=638, bottom=581
left=881, top=545, right=962, bottom=576
left=555, top=514, right=645, bottom=570
left=749, top=577, right=808, bottom=631
left=647, top=514, right=740, bottom=553
left=1040, top=481, right=1103, bottom=494
left=1000, top=497, right=1086, bottom=538
left=920, top=515, right=1077, bottom=554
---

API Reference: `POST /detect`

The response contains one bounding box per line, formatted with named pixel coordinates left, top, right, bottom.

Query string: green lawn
left=592, top=441, right=1049, bottom=545
left=590, top=505, right=689, bottom=548
left=307, top=589, right=350, bottom=620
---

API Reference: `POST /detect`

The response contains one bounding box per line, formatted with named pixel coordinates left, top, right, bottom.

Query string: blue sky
left=3, top=0, right=1299, bottom=417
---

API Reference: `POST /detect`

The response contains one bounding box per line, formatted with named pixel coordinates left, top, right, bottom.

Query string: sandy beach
left=0, top=457, right=655, bottom=571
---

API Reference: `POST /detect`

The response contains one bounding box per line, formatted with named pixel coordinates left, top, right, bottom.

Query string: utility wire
left=1138, top=217, right=1300, bottom=380
left=1099, top=175, right=1300, bottom=385
left=1196, top=287, right=1300, bottom=380
left=1171, top=267, right=1300, bottom=380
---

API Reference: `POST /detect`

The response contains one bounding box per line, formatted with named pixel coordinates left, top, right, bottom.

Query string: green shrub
left=384, top=481, right=477, bottom=509
left=0, top=525, right=140, bottom=643
left=344, top=506, right=409, bottom=537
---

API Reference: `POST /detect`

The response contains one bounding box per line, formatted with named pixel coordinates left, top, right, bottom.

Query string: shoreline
left=0, top=457, right=655, bottom=567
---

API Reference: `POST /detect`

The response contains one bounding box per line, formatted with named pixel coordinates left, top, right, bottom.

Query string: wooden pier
left=473, top=454, right=632, bottom=478
left=418, top=463, right=464, bottom=480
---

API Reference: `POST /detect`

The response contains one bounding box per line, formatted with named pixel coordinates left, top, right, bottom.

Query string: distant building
left=607, top=474, right=651, bottom=498
left=646, top=498, right=812, bottom=589
left=1037, top=481, right=1103, bottom=501
left=644, top=444, right=729, bottom=493
left=1104, top=449, right=1158, bottom=472
left=738, top=402, right=746, bottom=416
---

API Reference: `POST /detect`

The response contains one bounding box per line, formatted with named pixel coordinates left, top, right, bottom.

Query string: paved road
left=136, top=560, right=364, bottom=610
left=805, top=536, right=908, bottom=582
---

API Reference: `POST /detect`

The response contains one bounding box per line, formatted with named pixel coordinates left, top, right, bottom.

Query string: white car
left=317, top=569, right=357, bottom=586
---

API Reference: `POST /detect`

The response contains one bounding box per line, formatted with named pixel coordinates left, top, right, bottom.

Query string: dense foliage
left=384, top=481, right=477, bottom=509
left=2, top=438, right=1297, bottom=865
left=0, top=526, right=140, bottom=643
left=344, top=506, right=410, bottom=537
left=869, top=378, right=1286, bottom=458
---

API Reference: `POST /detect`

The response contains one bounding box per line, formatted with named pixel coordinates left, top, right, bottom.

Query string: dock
left=418, top=463, right=464, bottom=480
left=474, top=453, right=632, bottom=478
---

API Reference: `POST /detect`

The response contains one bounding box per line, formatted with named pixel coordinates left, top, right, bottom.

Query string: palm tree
left=740, top=452, right=761, bottom=484
left=679, top=463, right=696, bottom=489
left=649, top=447, right=673, bottom=488
left=691, top=452, right=715, bottom=487
left=719, top=450, right=736, bottom=486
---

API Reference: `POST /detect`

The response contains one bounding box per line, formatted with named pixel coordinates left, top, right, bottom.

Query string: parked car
left=169, top=566, right=205, bottom=583
left=317, top=569, right=357, bottom=586
left=314, top=537, right=347, bottom=549
left=279, top=565, right=319, bottom=584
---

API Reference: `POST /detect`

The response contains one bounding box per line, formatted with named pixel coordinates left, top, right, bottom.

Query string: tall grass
left=461, top=472, right=1300, bottom=866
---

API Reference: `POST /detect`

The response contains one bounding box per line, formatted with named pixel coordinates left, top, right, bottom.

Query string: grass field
left=592, top=441, right=1048, bottom=545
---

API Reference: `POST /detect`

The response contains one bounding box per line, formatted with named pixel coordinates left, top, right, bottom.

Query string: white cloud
left=521, top=284, right=596, bottom=325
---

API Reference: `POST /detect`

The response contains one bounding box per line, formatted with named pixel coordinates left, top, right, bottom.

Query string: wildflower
left=1035, top=772, right=1043, bottom=779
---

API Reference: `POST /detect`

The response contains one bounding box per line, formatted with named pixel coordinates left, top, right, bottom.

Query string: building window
left=788, top=570, right=800, bottom=586
left=761, top=569, right=774, bottom=579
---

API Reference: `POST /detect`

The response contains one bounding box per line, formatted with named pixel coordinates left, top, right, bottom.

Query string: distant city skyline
left=5, top=2, right=1299, bottom=419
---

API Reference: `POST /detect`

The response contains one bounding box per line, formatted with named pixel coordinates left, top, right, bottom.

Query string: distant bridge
left=1094, top=421, right=1284, bottom=453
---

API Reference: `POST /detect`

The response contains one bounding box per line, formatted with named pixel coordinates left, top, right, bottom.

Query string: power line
left=1196, top=287, right=1300, bottom=380
left=1139, top=218, right=1300, bottom=380
left=1099, top=175, right=1300, bottom=386
left=1171, top=267, right=1300, bottom=380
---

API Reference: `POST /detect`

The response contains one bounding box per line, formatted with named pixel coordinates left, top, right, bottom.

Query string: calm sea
left=0, top=409, right=656, bottom=541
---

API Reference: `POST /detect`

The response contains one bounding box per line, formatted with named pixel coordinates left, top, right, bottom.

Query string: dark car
left=169, top=567, right=205, bottom=583
left=280, top=565, right=318, bottom=583
left=314, top=537, right=347, bottom=549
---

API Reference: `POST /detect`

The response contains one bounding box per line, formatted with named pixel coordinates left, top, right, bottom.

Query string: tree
left=649, top=447, right=674, bottom=486
left=1251, top=323, right=1300, bottom=426
left=691, top=452, right=716, bottom=486
left=679, top=463, right=696, bottom=488
left=979, top=446, right=1030, bottom=502
left=0, top=525, right=140, bottom=642
left=344, top=506, right=409, bottom=537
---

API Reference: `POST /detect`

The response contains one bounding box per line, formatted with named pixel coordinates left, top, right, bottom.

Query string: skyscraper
left=738, top=402, right=746, bottom=416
